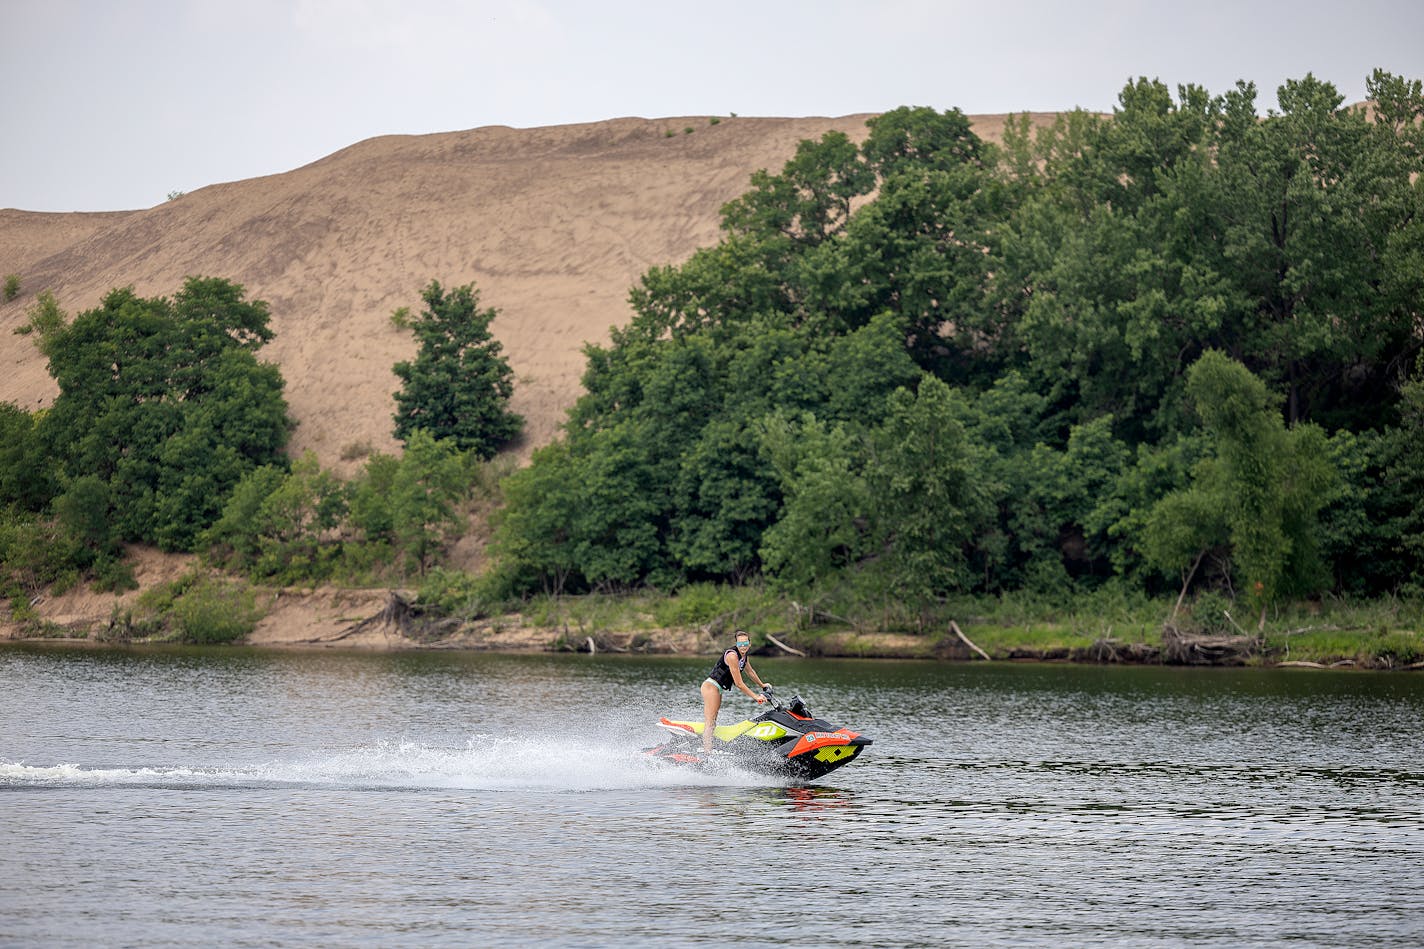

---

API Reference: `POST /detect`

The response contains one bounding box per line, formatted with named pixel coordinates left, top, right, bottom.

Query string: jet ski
left=643, top=687, right=871, bottom=782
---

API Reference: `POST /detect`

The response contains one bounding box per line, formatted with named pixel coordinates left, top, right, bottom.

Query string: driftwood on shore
left=1161, top=623, right=1260, bottom=665
left=1088, top=638, right=1160, bottom=663
left=765, top=633, right=806, bottom=657
left=950, top=621, right=991, bottom=661
left=315, top=591, right=461, bottom=645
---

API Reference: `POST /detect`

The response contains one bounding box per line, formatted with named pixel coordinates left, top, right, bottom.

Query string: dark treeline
left=491, top=70, right=1424, bottom=626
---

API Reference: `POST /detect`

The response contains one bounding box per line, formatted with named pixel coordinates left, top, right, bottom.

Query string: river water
left=2, top=645, right=1421, bottom=947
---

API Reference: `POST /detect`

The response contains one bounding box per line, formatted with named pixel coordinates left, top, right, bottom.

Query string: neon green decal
left=747, top=723, right=788, bottom=741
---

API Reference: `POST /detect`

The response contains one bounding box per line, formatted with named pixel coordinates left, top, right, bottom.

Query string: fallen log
left=951, top=620, right=991, bottom=661
left=1161, top=622, right=1262, bottom=665
left=765, top=633, right=806, bottom=657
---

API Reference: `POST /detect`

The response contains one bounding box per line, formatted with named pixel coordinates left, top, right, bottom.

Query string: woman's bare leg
left=700, top=680, right=722, bottom=752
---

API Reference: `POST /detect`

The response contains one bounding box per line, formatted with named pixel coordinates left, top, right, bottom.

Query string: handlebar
left=759, top=685, right=814, bottom=719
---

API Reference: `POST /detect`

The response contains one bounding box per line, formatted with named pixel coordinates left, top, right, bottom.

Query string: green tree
left=347, top=452, right=401, bottom=546
left=565, top=421, right=669, bottom=590
left=0, top=508, right=92, bottom=604
left=834, top=162, right=1005, bottom=374
left=862, top=106, right=983, bottom=177
left=392, top=281, right=523, bottom=459
left=1376, top=371, right=1424, bottom=593
left=389, top=430, right=471, bottom=576
left=991, top=81, right=1237, bottom=442
left=491, top=440, right=583, bottom=595
left=669, top=418, right=779, bottom=581
left=720, top=130, right=873, bottom=248
left=1141, top=458, right=1231, bottom=620
left=863, top=378, right=993, bottom=614
left=27, top=278, right=291, bottom=551
left=202, top=464, right=289, bottom=574
left=204, top=454, right=346, bottom=583
left=758, top=412, right=871, bottom=592
left=0, top=403, right=56, bottom=512
left=1213, top=72, right=1423, bottom=427
left=488, top=75, right=1422, bottom=609
left=1146, top=351, right=1336, bottom=626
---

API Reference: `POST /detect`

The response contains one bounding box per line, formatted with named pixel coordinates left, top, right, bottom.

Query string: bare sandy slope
left=0, top=112, right=1052, bottom=472
left=0, top=115, right=888, bottom=468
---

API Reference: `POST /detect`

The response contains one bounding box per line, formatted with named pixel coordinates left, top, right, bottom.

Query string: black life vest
left=707, top=649, right=746, bottom=689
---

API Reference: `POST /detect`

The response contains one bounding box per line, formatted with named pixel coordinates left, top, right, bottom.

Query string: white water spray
left=0, top=733, right=774, bottom=792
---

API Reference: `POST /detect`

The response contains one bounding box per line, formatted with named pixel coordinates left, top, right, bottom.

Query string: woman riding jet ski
left=643, top=686, right=872, bottom=782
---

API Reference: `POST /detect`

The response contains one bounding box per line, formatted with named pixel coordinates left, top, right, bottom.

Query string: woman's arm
left=727, top=655, right=765, bottom=702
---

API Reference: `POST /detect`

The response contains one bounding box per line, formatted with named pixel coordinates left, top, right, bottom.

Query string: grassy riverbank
left=6, top=567, right=1423, bottom=669
left=444, top=583, right=1424, bottom=669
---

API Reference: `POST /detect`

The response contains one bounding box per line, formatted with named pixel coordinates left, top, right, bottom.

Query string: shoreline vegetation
left=4, top=567, right=1421, bottom=670
left=6, top=79, right=1424, bottom=672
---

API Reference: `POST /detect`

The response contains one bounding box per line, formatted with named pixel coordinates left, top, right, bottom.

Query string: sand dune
left=0, top=112, right=1037, bottom=472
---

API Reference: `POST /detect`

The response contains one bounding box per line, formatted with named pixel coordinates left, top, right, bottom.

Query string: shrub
left=2, top=274, right=19, bottom=302
left=170, top=575, right=263, bottom=644
left=1185, top=590, right=1238, bottom=634
left=92, top=556, right=138, bottom=593
left=416, top=567, right=491, bottom=619
left=1373, top=629, right=1423, bottom=665
left=0, top=510, right=93, bottom=596
left=651, top=582, right=738, bottom=627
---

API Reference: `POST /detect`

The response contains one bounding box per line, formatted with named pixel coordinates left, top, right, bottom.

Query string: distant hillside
left=0, top=112, right=1045, bottom=470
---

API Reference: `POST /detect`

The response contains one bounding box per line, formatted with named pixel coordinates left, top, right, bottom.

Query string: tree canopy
left=491, top=72, right=1424, bottom=612
left=19, top=277, right=292, bottom=554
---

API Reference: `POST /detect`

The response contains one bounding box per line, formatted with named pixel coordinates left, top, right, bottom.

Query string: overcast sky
left=5, top=0, right=1422, bottom=212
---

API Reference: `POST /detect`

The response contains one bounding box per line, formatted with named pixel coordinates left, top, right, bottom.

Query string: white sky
left=5, top=0, right=1422, bottom=212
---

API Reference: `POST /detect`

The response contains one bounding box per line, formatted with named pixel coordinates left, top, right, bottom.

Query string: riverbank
left=6, top=578, right=1423, bottom=670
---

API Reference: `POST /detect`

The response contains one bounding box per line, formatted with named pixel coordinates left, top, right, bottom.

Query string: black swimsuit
left=705, top=649, right=745, bottom=690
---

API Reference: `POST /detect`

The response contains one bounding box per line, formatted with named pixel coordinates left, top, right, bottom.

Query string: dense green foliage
left=204, top=432, right=496, bottom=584
left=493, top=71, right=1424, bottom=618
left=16, top=278, right=292, bottom=554
left=102, top=570, right=264, bottom=644
left=1, top=279, right=291, bottom=607
left=392, top=281, right=524, bottom=459
left=1144, top=351, right=1337, bottom=627
left=0, top=275, right=506, bottom=602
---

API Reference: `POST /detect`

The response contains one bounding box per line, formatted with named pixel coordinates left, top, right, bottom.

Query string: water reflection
left=764, top=784, right=853, bottom=812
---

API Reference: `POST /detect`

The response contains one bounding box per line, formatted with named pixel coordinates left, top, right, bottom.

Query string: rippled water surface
left=3, top=646, right=1422, bottom=947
